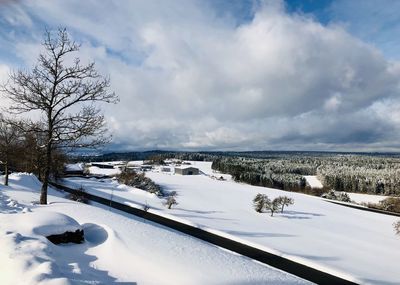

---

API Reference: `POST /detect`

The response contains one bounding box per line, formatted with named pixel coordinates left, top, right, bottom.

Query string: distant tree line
left=211, top=155, right=400, bottom=196
left=71, top=151, right=400, bottom=196
left=212, top=157, right=310, bottom=192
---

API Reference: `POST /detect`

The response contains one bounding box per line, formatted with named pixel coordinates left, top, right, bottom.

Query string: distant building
left=174, top=166, right=199, bottom=175
left=141, top=165, right=153, bottom=171
left=161, top=167, right=172, bottom=172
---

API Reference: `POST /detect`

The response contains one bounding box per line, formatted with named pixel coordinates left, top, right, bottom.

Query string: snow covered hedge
left=117, top=169, right=163, bottom=196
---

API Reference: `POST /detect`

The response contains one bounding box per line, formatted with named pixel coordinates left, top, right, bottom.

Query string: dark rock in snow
left=46, top=229, right=84, bottom=244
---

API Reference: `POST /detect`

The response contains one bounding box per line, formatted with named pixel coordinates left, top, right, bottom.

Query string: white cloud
left=1, top=0, right=400, bottom=151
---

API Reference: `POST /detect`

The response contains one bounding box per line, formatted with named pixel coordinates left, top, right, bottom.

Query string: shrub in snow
left=337, top=192, right=351, bottom=202
left=394, top=221, right=400, bottom=235
left=164, top=191, right=178, bottom=209
left=276, top=196, right=294, bottom=213
left=143, top=202, right=150, bottom=212
left=379, top=197, right=400, bottom=213
left=321, top=190, right=351, bottom=203
left=67, top=185, right=89, bottom=204
left=321, top=190, right=337, bottom=200
left=253, top=193, right=268, bottom=213
left=117, top=169, right=163, bottom=196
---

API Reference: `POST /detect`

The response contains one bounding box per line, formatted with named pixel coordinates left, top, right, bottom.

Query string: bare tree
left=2, top=28, right=118, bottom=204
left=265, top=197, right=281, bottom=217
left=164, top=191, right=178, bottom=209
left=276, top=196, right=294, bottom=213
left=0, top=116, right=23, bottom=186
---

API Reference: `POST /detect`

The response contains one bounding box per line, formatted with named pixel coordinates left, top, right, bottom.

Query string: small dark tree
left=253, top=193, right=268, bottom=213
left=0, top=116, right=23, bottom=186
left=2, top=28, right=118, bottom=204
left=143, top=201, right=150, bottom=212
left=276, top=196, right=294, bottom=213
left=265, top=197, right=281, bottom=217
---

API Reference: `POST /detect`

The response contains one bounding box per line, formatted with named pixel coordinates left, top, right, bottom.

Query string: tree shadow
left=173, top=213, right=234, bottom=221
left=225, top=230, right=296, bottom=238
left=174, top=207, right=224, bottom=215
left=0, top=193, right=25, bottom=213
left=294, top=253, right=340, bottom=261
left=361, top=279, right=399, bottom=285
left=280, top=210, right=324, bottom=219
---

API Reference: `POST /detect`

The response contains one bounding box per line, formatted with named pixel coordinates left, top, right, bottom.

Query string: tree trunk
left=4, top=160, right=8, bottom=186
left=40, top=142, right=52, bottom=204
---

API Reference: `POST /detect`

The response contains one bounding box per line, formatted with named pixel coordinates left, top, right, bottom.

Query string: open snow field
left=303, top=176, right=323, bottom=189
left=62, top=161, right=400, bottom=285
left=0, top=173, right=310, bottom=285
left=304, top=175, right=389, bottom=204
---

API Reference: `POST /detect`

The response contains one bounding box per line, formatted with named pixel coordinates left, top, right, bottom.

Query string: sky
left=1, top=0, right=400, bottom=152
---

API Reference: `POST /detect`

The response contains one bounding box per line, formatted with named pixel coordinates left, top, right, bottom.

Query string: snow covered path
left=0, top=173, right=311, bottom=285
left=62, top=161, right=400, bottom=285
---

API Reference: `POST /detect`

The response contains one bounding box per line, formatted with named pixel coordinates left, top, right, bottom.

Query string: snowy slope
left=65, top=161, right=400, bottom=285
left=0, top=173, right=310, bottom=285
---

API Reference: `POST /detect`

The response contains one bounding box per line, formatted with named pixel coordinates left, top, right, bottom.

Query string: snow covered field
left=62, top=161, right=400, bottom=285
left=345, top=192, right=388, bottom=204
left=303, top=176, right=323, bottom=188
left=0, top=173, right=310, bottom=285
left=304, top=175, right=389, bottom=204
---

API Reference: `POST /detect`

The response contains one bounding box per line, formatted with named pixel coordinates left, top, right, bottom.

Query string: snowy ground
left=345, top=192, right=388, bottom=204
left=304, top=175, right=389, bottom=204
left=87, top=166, right=121, bottom=176
left=62, top=161, right=400, bottom=285
left=303, top=176, right=323, bottom=189
left=0, top=173, right=310, bottom=285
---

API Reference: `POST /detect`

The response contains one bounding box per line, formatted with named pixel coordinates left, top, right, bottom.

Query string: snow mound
left=82, top=223, right=108, bottom=245
left=30, top=212, right=82, bottom=237
left=1, top=211, right=82, bottom=237
left=7, top=172, right=43, bottom=191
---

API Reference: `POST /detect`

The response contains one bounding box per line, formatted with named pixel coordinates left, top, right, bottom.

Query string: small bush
left=379, top=197, right=400, bottom=213
left=394, top=220, right=400, bottom=235
left=361, top=197, right=400, bottom=214
left=67, top=186, right=89, bottom=204
left=321, top=190, right=351, bottom=202
left=143, top=202, right=150, bottom=212
left=117, top=169, right=163, bottom=196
